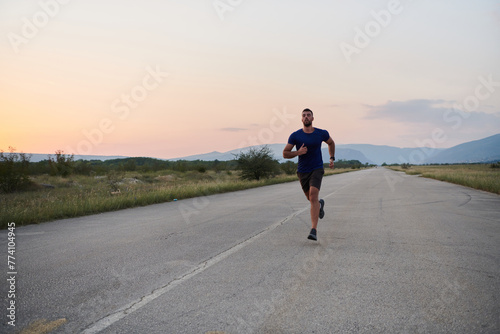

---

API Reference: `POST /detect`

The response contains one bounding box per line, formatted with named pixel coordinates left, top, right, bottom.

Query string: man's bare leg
left=308, top=186, right=320, bottom=230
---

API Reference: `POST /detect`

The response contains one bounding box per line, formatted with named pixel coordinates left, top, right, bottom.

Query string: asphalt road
left=1, top=167, right=499, bottom=333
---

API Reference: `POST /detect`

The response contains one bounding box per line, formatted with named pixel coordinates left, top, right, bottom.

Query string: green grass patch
left=0, top=168, right=357, bottom=228
left=388, top=164, right=500, bottom=194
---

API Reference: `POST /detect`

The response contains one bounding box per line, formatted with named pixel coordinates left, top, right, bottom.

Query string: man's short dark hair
left=302, top=108, right=313, bottom=116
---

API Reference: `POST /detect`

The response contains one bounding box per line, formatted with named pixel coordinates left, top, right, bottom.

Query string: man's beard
left=303, top=120, right=312, bottom=127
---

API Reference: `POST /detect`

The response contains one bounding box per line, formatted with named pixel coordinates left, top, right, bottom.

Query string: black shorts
left=297, top=168, right=324, bottom=194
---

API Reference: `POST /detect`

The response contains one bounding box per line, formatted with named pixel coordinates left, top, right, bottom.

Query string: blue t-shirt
left=288, top=128, right=330, bottom=173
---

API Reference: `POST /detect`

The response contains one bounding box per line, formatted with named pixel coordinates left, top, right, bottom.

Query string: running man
left=283, top=108, right=335, bottom=241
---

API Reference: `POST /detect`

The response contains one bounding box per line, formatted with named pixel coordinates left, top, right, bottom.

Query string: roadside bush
left=48, top=150, right=74, bottom=177
left=173, top=161, right=187, bottom=173
left=401, top=163, right=411, bottom=169
left=74, top=160, right=93, bottom=175
left=0, top=147, right=33, bottom=193
left=106, top=170, right=125, bottom=193
left=281, top=161, right=297, bottom=175
left=235, top=145, right=280, bottom=181
left=334, top=160, right=364, bottom=169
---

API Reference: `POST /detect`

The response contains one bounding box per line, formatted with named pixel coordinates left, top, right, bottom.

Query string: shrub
left=281, top=161, right=297, bottom=175
left=106, top=170, right=124, bottom=193
left=0, top=147, right=33, bottom=193
left=235, top=145, right=280, bottom=181
left=48, top=150, right=74, bottom=177
left=401, top=163, right=411, bottom=169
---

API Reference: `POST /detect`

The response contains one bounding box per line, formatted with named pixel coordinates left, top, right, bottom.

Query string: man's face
left=302, top=111, right=313, bottom=127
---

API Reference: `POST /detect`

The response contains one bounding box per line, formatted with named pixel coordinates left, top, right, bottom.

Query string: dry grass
left=388, top=164, right=500, bottom=194
left=0, top=167, right=354, bottom=228
left=19, top=318, right=67, bottom=334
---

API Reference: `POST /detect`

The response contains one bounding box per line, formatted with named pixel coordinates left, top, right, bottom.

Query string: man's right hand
left=297, top=144, right=308, bottom=156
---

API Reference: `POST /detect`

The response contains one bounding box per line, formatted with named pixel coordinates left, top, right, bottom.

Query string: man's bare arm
left=326, top=137, right=335, bottom=158
left=326, top=137, right=335, bottom=169
left=283, top=143, right=307, bottom=159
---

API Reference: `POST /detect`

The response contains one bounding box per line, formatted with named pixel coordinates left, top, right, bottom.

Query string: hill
left=171, top=144, right=374, bottom=164
left=12, top=133, right=499, bottom=165
left=337, top=144, right=443, bottom=165
left=172, top=134, right=499, bottom=165
left=424, top=133, right=500, bottom=164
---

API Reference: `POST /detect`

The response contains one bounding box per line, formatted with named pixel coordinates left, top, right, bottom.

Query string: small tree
left=401, top=163, right=411, bottom=169
left=235, top=145, right=280, bottom=181
left=213, top=159, right=223, bottom=173
left=0, top=147, right=33, bottom=193
left=48, top=150, right=74, bottom=177
left=281, top=161, right=297, bottom=175
left=123, top=159, right=137, bottom=171
left=173, top=160, right=187, bottom=173
left=106, top=170, right=124, bottom=193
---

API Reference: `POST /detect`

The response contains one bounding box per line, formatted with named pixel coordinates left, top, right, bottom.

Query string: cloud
left=365, top=99, right=500, bottom=128
left=364, top=99, right=450, bottom=124
left=363, top=99, right=500, bottom=147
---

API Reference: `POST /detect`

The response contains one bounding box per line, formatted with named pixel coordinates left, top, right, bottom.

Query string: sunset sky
left=1, top=0, right=499, bottom=159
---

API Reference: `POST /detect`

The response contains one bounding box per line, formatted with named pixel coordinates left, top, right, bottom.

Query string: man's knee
left=309, top=187, right=319, bottom=201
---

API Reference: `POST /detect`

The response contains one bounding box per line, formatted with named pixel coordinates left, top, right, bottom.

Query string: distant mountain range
left=170, top=133, right=500, bottom=165
left=169, top=144, right=377, bottom=164
left=20, top=154, right=129, bottom=163
left=20, top=133, right=500, bottom=165
left=424, top=134, right=500, bottom=164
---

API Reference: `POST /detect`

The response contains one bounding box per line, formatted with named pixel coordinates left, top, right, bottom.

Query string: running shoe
left=319, top=199, right=325, bottom=219
left=307, top=228, right=317, bottom=241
